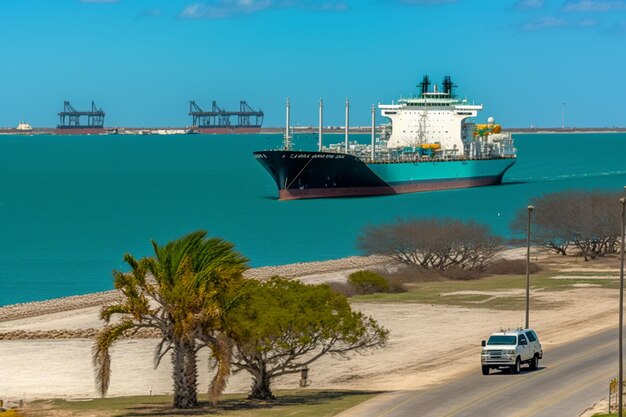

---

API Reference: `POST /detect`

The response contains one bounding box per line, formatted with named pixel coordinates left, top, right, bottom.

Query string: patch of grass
left=350, top=272, right=616, bottom=310
left=0, top=410, right=26, bottom=417
left=483, top=259, right=541, bottom=275
left=25, top=390, right=380, bottom=417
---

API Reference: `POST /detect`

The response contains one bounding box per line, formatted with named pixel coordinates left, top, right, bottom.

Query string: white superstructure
left=16, top=122, right=33, bottom=131
left=378, top=76, right=514, bottom=159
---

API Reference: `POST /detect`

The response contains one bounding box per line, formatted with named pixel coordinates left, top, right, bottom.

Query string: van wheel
left=529, top=354, right=539, bottom=371
left=482, top=366, right=490, bottom=375
left=511, top=357, right=521, bottom=374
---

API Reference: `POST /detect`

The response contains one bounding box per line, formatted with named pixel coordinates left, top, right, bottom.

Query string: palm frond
left=207, top=334, right=232, bottom=405
left=92, top=320, right=136, bottom=397
left=99, top=304, right=129, bottom=323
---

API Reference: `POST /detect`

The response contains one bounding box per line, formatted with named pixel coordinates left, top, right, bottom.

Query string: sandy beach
left=0, top=250, right=620, bottom=413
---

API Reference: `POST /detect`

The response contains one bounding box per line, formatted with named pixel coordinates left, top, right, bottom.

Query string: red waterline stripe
left=278, top=176, right=502, bottom=200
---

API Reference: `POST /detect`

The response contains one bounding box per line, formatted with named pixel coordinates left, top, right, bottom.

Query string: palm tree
left=93, top=231, right=247, bottom=409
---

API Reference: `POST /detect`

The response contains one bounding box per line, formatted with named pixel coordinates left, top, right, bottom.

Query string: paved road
left=338, top=327, right=619, bottom=417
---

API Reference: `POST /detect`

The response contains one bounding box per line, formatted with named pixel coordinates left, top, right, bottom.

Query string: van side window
left=518, top=334, right=527, bottom=345
left=526, top=331, right=537, bottom=342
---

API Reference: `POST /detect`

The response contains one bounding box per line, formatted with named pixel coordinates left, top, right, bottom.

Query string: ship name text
left=290, top=153, right=346, bottom=160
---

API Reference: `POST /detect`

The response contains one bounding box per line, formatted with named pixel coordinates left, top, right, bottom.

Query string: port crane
left=58, top=101, right=105, bottom=128
left=189, top=100, right=263, bottom=129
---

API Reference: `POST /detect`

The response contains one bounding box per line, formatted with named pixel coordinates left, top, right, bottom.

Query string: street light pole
left=617, top=195, right=626, bottom=417
left=526, top=205, right=534, bottom=330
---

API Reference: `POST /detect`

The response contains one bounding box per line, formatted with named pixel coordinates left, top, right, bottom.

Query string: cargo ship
left=254, top=76, right=516, bottom=200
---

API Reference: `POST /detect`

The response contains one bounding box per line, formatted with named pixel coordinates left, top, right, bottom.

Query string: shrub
left=382, top=266, right=443, bottom=283
left=385, top=276, right=409, bottom=293
left=348, top=270, right=389, bottom=294
left=440, top=268, right=483, bottom=281
left=326, top=281, right=359, bottom=297
left=484, top=259, right=541, bottom=275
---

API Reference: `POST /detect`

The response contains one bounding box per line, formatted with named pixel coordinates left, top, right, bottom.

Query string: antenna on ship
left=318, top=98, right=323, bottom=152
left=283, top=97, right=292, bottom=151
left=371, top=104, right=376, bottom=161
left=442, top=76, right=456, bottom=97
left=419, top=75, right=431, bottom=96
left=344, top=98, right=350, bottom=154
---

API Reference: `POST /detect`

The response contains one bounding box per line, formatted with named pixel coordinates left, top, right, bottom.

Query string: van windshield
left=487, top=335, right=517, bottom=346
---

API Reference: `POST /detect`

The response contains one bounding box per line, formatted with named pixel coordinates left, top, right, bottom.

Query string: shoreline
left=0, top=248, right=535, bottom=322
left=0, top=248, right=621, bottom=407
left=0, top=254, right=390, bottom=321
left=2, top=127, right=626, bottom=136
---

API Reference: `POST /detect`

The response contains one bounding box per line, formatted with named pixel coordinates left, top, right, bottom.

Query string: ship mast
left=283, top=97, right=292, bottom=151
left=416, top=75, right=430, bottom=147
left=318, top=98, right=323, bottom=152
left=371, top=104, right=376, bottom=161
left=418, top=105, right=428, bottom=147
left=344, top=98, right=350, bottom=153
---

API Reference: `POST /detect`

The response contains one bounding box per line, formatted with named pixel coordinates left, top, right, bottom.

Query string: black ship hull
left=254, top=150, right=515, bottom=200
left=254, top=150, right=393, bottom=200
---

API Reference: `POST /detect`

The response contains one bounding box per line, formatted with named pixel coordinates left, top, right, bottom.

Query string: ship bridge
left=379, top=75, right=483, bottom=153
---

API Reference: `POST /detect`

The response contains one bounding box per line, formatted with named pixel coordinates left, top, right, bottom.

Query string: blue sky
left=1, top=0, right=625, bottom=128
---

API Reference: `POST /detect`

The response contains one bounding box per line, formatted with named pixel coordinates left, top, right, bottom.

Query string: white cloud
left=179, top=0, right=348, bottom=19
left=561, top=0, right=626, bottom=11
left=521, top=16, right=569, bottom=30
left=520, top=15, right=602, bottom=30
left=137, top=8, right=163, bottom=18
left=512, top=0, right=545, bottom=10
left=393, top=0, right=458, bottom=5
left=181, top=0, right=271, bottom=18
left=577, top=17, right=600, bottom=25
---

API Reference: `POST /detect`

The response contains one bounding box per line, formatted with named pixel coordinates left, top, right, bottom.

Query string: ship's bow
left=253, top=150, right=393, bottom=200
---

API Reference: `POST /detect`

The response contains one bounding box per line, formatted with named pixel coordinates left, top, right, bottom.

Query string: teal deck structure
left=369, top=158, right=516, bottom=185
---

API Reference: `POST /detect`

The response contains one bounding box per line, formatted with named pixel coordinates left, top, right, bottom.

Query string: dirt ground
left=0, top=249, right=622, bottom=415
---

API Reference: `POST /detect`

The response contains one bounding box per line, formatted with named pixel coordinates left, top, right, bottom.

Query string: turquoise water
left=1, top=133, right=625, bottom=306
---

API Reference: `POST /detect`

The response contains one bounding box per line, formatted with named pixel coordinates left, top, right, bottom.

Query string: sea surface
left=1, top=132, right=625, bottom=306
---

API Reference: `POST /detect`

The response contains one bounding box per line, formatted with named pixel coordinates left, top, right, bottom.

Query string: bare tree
left=357, top=218, right=502, bottom=271
left=511, top=190, right=621, bottom=260
left=511, top=192, right=574, bottom=255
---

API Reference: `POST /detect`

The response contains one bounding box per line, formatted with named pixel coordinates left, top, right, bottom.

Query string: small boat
left=16, top=122, right=33, bottom=132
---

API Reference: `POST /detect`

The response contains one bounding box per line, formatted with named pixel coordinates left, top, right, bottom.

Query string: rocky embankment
left=0, top=328, right=159, bottom=340
left=243, top=255, right=390, bottom=280
left=0, top=291, right=123, bottom=323
left=0, top=255, right=390, bottom=341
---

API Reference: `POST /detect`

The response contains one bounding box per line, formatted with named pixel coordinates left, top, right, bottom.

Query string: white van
left=481, top=329, right=543, bottom=375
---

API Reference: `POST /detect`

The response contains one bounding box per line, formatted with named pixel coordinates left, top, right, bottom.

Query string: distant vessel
left=56, top=101, right=106, bottom=135
left=156, top=129, right=189, bottom=135
left=254, top=76, right=516, bottom=200
left=16, top=122, right=33, bottom=132
left=189, top=100, right=263, bottom=134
